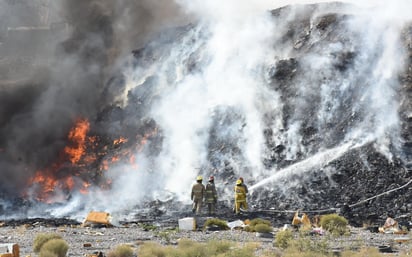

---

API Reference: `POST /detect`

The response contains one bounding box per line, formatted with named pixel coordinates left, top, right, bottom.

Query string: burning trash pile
left=0, top=0, right=412, bottom=232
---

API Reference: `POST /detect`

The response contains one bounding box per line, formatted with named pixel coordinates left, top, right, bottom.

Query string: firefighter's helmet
left=196, top=175, right=203, bottom=181
left=209, top=176, right=214, bottom=181
left=236, top=179, right=242, bottom=185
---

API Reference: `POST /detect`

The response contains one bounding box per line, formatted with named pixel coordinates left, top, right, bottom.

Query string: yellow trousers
left=234, top=200, right=248, bottom=214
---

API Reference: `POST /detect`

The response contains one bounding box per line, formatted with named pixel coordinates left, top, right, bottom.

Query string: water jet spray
left=249, top=141, right=363, bottom=191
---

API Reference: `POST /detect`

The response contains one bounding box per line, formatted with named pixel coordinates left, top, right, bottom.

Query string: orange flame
left=26, top=118, right=93, bottom=202
left=26, top=118, right=159, bottom=203
left=114, top=137, right=128, bottom=145
left=64, top=119, right=90, bottom=164
left=30, top=171, right=57, bottom=201
left=29, top=170, right=76, bottom=203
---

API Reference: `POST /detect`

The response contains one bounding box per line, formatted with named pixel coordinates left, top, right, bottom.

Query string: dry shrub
left=107, top=244, right=134, bottom=257
left=341, top=247, right=385, bottom=257
left=38, top=250, right=58, bottom=257
left=254, top=223, right=273, bottom=233
left=221, top=246, right=255, bottom=257
left=177, top=238, right=197, bottom=248
left=282, top=236, right=329, bottom=257
left=260, top=248, right=283, bottom=257
left=287, top=236, right=328, bottom=255
left=204, top=240, right=233, bottom=254
left=139, top=239, right=259, bottom=257
left=283, top=247, right=402, bottom=257
left=319, top=213, right=348, bottom=236
left=180, top=243, right=207, bottom=257
left=138, top=242, right=167, bottom=257
left=175, top=239, right=209, bottom=257
left=203, top=218, right=229, bottom=231
left=39, top=239, right=69, bottom=257
left=274, top=230, right=293, bottom=249
left=178, top=239, right=232, bottom=256
left=283, top=250, right=329, bottom=257
left=250, top=218, right=271, bottom=227
left=245, top=218, right=272, bottom=232
left=243, top=242, right=263, bottom=252
left=33, top=233, right=63, bottom=253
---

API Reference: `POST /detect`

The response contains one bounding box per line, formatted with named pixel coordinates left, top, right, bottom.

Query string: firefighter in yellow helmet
left=234, top=179, right=248, bottom=214
left=204, top=176, right=218, bottom=215
left=191, top=175, right=205, bottom=214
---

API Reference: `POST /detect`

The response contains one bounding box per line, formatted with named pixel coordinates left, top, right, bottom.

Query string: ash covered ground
left=0, top=1, right=412, bottom=231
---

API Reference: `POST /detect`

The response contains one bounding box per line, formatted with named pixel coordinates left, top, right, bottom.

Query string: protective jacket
left=191, top=182, right=205, bottom=201
left=234, top=184, right=246, bottom=203
left=205, top=182, right=217, bottom=203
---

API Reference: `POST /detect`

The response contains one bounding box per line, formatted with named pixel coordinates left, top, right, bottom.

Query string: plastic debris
left=291, top=211, right=311, bottom=230
left=227, top=220, right=245, bottom=230
left=379, top=217, right=400, bottom=234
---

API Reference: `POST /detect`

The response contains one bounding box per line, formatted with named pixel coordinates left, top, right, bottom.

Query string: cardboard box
left=82, top=211, right=112, bottom=227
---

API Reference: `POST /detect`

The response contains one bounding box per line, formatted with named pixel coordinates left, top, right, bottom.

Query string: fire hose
left=348, top=178, right=412, bottom=208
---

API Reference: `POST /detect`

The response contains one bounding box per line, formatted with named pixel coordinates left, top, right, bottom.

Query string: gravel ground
left=0, top=222, right=411, bottom=257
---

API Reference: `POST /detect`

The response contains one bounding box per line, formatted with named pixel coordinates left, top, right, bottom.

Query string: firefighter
left=191, top=175, right=205, bottom=214
left=234, top=179, right=247, bottom=214
left=204, top=176, right=218, bottom=215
